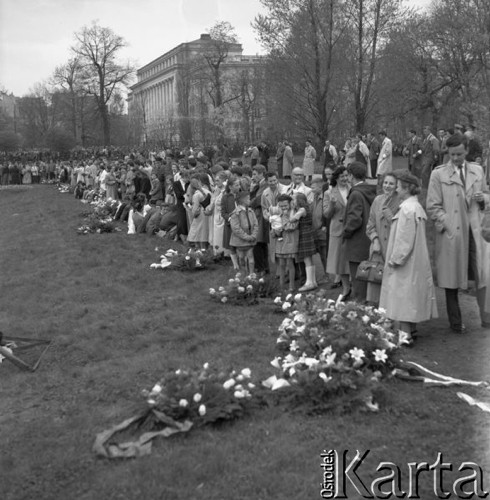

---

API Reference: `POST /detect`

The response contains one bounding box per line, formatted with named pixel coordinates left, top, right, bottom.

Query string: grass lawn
left=1, top=185, right=489, bottom=500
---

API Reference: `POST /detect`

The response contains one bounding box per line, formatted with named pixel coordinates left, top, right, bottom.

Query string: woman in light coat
left=302, top=139, right=317, bottom=182
left=324, top=166, right=351, bottom=299
left=283, top=141, right=295, bottom=179
left=380, top=172, right=438, bottom=341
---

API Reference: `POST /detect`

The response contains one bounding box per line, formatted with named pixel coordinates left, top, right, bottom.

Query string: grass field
left=1, top=184, right=490, bottom=500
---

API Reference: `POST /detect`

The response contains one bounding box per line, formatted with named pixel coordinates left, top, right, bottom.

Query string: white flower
left=179, top=399, right=189, bottom=407
left=373, top=349, right=388, bottom=363
left=198, top=404, right=206, bottom=416
left=284, top=353, right=296, bottom=364
left=235, top=272, right=242, bottom=279
left=324, top=353, right=337, bottom=367
left=346, top=311, right=357, bottom=321
left=237, top=286, right=245, bottom=293
left=263, top=375, right=292, bottom=390
left=272, top=378, right=291, bottom=390
left=221, top=297, right=228, bottom=303
left=290, top=340, right=300, bottom=352
left=270, top=357, right=281, bottom=369
left=362, top=315, right=370, bottom=324
left=321, top=346, right=333, bottom=357
left=223, top=378, right=236, bottom=389
left=148, top=399, right=156, bottom=406
left=258, top=278, right=265, bottom=284
left=349, top=347, right=365, bottom=363
left=248, top=383, right=255, bottom=389
left=151, top=383, right=162, bottom=394
left=377, top=307, right=387, bottom=315
left=319, top=372, right=332, bottom=383
left=236, top=374, right=244, bottom=382
left=218, top=287, right=225, bottom=292
left=282, top=302, right=292, bottom=311
left=175, top=369, right=182, bottom=375
left=274, top=296, right=282, bottom=304
left=246, top=285, right=253, bottom=291
left=193, top=393, right=202, bottom=403
left=209, top=288, right=216, bottom=295
left=185, top=255, right=191, bottom=260
left=234, top=390, right=246, bottom=398
left=286, top=293, right=293, bottom=301
left=241, top=368, right=251, bottom=378
left=229, top=278, right=235, bottom=284
left=203, top=362, right=209, bottom=370
left=234, top=384, right=243, bottom=391
left=398, top=330, right=411, bottom=346
left=294, top=293, right=302, bottom=302
left=303, top=357, right=319, bottom=368
left=288, top=367, right=296, bottom=376
left=293, top=313, right=306, bottom=324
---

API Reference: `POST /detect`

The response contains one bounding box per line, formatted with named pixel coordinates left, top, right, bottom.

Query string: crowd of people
left=2, top=126, right=490, bottom=343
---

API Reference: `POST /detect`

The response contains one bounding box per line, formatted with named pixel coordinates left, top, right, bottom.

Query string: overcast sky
left=0, top=0, right=430, bottom=97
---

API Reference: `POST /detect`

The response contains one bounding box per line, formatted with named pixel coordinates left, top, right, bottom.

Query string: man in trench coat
left=426, top=134, right=490, bottom=332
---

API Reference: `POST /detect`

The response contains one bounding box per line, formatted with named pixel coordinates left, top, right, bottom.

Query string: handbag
left=356, top=260, right=384, bottom=284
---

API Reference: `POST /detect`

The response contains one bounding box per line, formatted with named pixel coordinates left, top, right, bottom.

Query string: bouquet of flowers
left=142, top=363, right=256, bottom=427
left=209, top=272, right=277, bottom=305
left=93, top=363, right=259, bottom=458
left=77, top=214, right=119, bottom=234
left=263, top=292, right=408, bottom=412
left=150, top=247, right=215, bottom=270
left=77, top=198, right=121, bottom=234
left=91, top=198, right=119, bottom=218
left=57, top=183, right=71, bottom=193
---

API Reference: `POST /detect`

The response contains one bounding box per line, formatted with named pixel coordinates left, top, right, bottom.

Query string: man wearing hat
left=427, top=133, right=490, bottom=332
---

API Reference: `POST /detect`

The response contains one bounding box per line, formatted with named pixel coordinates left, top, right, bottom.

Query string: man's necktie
left=458, top=165, right=465, bottom=188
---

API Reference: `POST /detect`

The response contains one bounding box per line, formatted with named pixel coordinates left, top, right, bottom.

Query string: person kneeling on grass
left=229, top=190, right=258, bottom=275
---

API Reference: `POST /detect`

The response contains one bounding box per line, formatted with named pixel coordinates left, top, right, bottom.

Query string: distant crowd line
left=2, top=125, right=490, bottom=342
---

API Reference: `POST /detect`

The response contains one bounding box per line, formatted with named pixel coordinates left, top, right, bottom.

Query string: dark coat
left=342, top=182, right=377, bottom=263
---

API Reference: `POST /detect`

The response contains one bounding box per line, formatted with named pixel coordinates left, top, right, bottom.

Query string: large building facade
left=128, top=34, right=266, bottom=148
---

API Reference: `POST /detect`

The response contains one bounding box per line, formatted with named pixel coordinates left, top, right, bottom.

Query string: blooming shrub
left=263, top=292, right=408, bottom=412
left=209, top=272, right=278, bottom=305
left=142, top=364, right=256, bottom=427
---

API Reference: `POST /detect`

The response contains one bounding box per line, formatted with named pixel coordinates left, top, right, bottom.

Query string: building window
left=255, top=128, right=262, bottom=140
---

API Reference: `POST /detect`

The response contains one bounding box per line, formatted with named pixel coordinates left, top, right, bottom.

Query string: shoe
left=298, top=282, right=317, bottom=292
left=329, top=281, right=342, bottom=289
left=340, top=289, right=352, bottom=302
left=450, top=324, right=467, bottom=334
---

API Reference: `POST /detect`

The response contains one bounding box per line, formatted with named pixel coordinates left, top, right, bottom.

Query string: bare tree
left=52, top=58, right=84, bottom=143
left=72, top=21, right=134, bottom=145
left=254, top=0, right=349, bottom=143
